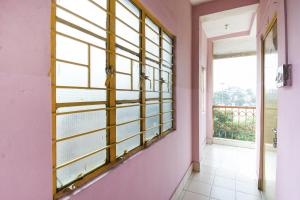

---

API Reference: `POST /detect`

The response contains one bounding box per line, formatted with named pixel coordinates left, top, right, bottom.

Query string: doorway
left=260, top=16, right=278, bottom=200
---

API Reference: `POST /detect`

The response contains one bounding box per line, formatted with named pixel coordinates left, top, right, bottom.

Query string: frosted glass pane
left=163, top=122, right=173, bottom=132
left=56, top=22, right=106, bottom=48
left=56, top=150, right=106, bottom=188
left=56, top=88, right=106, bottom=103
left=146, top=17, right=159, bottom=33
left=163, top=91, right=172, bottom=99
left=146, top=116, right=159, bottom=129
left=163, top=112, right=172, bottom=123
left=57, top=109, right=106, bottom=139
left=163, top=51, right=172, bottom=65
left=116, top=1, right=140, bottom=30
left=90, top=46, right=106, bottom=88
left=146, top=92, right=159, bottom=99
left=116, top=55, right=131, bottom=74
left=163, top=101, right=172, bottom=112
left=163, top=32, right=172, bottom=43
left=116, top=91, right=139, bottom=100
left=163, top=40, right=172, bottom=54
left=117, top=120, right=140, bottom=142
left=57, top=0, right=107, bottom=29
left=57, top=130, right=106, bottom=166
left=146, top=39, right=159, bottom=57
left=146, top=102, right=159, bottom=117
left=132, top=62, right=140, bottom=90
left=116, top=73, right=131, bottom=90
left=116, top=105, right=140, bottom=124
left=56, top=61, right=88, bottom=87
left=116, top=20, right=139, bottom=47
left=146, top=127, right=159, bottom=141
left=56, top=7, right=106, bottom=39
left=116, top=48, right=139, bottom=61
left=57, top=105, right=105, bottom=113
left=118, top=0, right=140, bottom=17
left=116, top=135, right=140, bottom=157
left=56, top=34, right=88, bottom=65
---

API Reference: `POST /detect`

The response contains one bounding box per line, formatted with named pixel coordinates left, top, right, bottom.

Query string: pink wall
left=0, top=0, right=192, bottom=199
left=257, top=0, right=300, bottom=199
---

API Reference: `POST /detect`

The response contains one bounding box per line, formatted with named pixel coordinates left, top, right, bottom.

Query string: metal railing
left=213, top=105, right=256, bottom=142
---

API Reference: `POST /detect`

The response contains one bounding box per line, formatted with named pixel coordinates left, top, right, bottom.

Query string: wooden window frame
left=51, top=0, right=176, bottom=199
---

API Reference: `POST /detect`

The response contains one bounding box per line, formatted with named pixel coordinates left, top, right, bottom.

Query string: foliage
left=213, top=87, right=256, bottom=106
left=213, top=110, right=256, bottom=142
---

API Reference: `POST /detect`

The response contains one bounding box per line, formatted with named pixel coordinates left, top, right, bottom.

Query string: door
left=261, top=17, right=278, bottom=200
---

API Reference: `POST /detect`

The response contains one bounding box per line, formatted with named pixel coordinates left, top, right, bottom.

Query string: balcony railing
left=213, top=105, right=256, bottom=142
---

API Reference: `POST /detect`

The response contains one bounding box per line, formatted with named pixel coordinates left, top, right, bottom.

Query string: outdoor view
left=213, top=55, right=257, bottom=141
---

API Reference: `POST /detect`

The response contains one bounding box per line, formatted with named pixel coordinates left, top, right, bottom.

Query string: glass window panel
left=116, top=105, right=140, bottom=124
left=146, top=17, right=159, bottom=33
left=116, top=135, right=140, bottom=157
left=145, top=28, right=160, bottom=44
left=163, top=101, right=172, bottom=112
left=57, top=0, right=107, bottom=29
left=56, top=61, right=88, bottom=87
left=163, top=50, right=172, bottom=65
left=146, top=41, right=160, bottom=59
left=116, top=1, right=140, bottom=30
left=146, top=91, right=159, bottom=99
left=117, top=121, right=140, bottom=142
left=57, top=109, right=106, bottom=139
left=116, top=73, right=131, bottom=90
left=116, top=55, right=131, bottom=74
left=146, top=127, right=159, bottom=141
left=57, top=105, right=105, bottom=113
left=90, top=46, right=106, bottom=88
left=116, top=91, right=139, bottom=100
left=146, top=116, right=159, bottom=129
left=56, top=150, right=106, bottom=188
left=56, top=88, right=106, bottom=103
left=132, top=62, right=140, bottom=90
left=163, top=122, right=173, bottom=132
left=118, top=0, right=140, bottom=17
left=56, top=34, right=88, bottom=65
left=163, top=112, right=172, bottom=123
left=56, top=22, right=106, bottom=48
left=116, top=20, right=139, bottom=47
left=56, top=130, right=106, bottom=166
left=56, top=7, right=106, bottom=38
left=146, top=102, right=159, bottom=117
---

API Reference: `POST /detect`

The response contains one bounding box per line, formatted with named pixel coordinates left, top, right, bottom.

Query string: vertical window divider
left=159, top=28, right=163, bottom=134
left=172, top=37, right=176, bottom=130
left=140, top=11, right=146, bottom=145
left=107, top=0, right=116, bottom=162
left=51, top=0, right=57, bottom=196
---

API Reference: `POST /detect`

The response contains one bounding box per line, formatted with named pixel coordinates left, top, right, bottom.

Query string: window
left=51, top=0, right=175, bottom=198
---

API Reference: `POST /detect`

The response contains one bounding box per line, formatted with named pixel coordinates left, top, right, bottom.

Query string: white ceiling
left=213, top=35, right=257, bottom=57
left=190, top=0, right=213, bottom=5
left=200, top=4, right=258, bottom=38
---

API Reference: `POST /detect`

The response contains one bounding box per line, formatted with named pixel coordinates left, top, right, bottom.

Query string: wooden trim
left=51, top=0, right=57, bottom=196
left=258, top=14, right=277, bottom=191
left=107, top=0, right=117, bottom=164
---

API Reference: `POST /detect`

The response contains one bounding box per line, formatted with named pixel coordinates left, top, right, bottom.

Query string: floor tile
left=185, top=180, right=212, bottom=196
left=236, top=180, right=261, bottom=196
left=215, top=168, right=235, bottom=179
left=236, top=192, right=261, bottom=200
left=182, top=191, right=210, bottom=200
left=211, top=186, right=235, bottom=200
left=213, top=176, right=235, bottom=190
left=193, top=172, right=214, bottom=185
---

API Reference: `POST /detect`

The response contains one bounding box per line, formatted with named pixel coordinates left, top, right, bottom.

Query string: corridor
left=178, top=145, right=261, bottom=200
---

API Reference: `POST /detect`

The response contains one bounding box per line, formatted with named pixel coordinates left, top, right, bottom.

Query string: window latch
left=105, top=65, right=114, bottom=87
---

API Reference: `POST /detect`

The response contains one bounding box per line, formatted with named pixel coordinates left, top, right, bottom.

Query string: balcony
left=213, top=105, right=256, bottom=142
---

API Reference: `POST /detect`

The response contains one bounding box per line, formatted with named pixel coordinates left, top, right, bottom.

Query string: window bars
left=51, top=0, right=176, bottom=198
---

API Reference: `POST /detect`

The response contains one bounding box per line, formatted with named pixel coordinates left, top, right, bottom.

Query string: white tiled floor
left=177, top=144, right=262, bottom=200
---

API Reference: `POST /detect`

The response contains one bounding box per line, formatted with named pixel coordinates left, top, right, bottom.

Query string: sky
left=213, top=55, right=257, bottom=93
